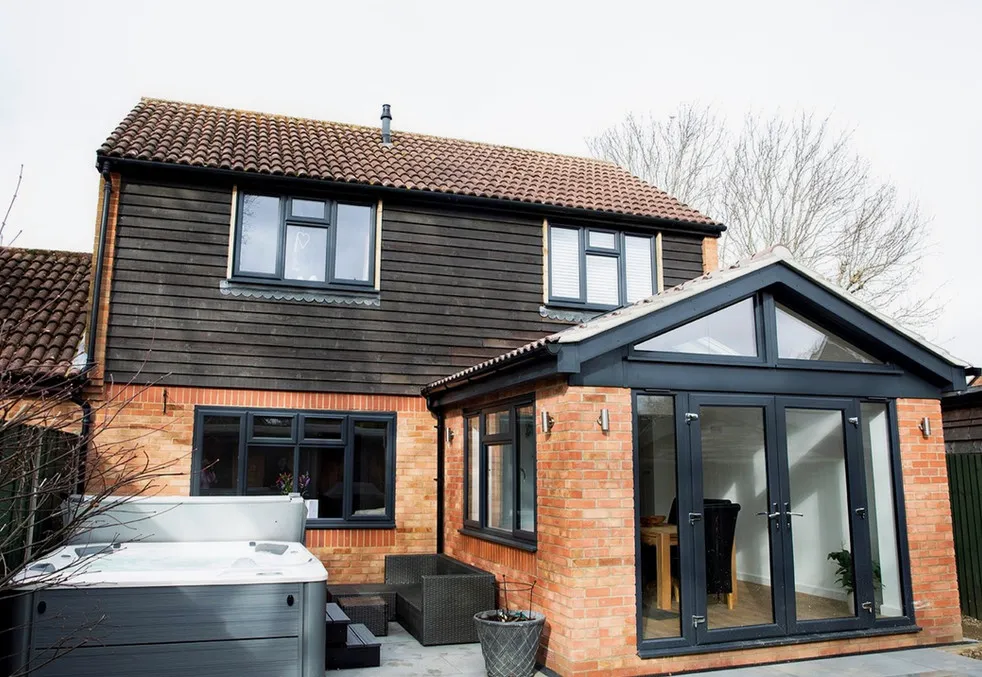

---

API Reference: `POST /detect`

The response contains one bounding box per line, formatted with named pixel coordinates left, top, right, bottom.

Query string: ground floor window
left=636, top=392, right=912, bottom=653
left=463, top=397, right=536, bottom=546
left=193, top=407, right=395, bottom=528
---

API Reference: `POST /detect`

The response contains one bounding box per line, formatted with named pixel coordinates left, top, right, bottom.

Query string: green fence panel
left=948, top=452, right=982, bottom=620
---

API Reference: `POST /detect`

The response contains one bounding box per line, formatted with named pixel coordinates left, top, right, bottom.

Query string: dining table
left=640, top=523, right=738, bottom=611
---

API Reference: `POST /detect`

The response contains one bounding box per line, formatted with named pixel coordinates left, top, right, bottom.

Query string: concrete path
left=333, top=625, right=981, bottom=677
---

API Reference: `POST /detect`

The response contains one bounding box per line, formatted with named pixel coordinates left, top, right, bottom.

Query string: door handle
left=788, top=512, right=804, bottom=517
left=755, top=511, right=781, bottom=518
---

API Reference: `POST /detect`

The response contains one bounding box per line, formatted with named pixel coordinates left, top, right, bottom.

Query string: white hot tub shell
left=9, top=496, right=327, bottom=677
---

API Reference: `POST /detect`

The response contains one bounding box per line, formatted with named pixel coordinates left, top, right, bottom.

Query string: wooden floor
left=641, top=580, right=852, bottom=639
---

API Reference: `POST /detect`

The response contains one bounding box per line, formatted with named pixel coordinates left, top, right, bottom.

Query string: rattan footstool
left=337, top=595, right=388, bottom=637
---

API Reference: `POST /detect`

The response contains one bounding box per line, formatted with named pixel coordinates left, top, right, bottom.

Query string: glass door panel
left=784, top=408, right=856, bottom=621
left=690, top=396, right=787, bottom=644
left=637, top=394, right=683, bottom=640
left=780, top=400, right=873, bottom=633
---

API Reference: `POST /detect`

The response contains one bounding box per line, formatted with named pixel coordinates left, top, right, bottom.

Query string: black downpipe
left=427, top=397, right=445, bottom=554
left=71, top=397, right=92, bottom=495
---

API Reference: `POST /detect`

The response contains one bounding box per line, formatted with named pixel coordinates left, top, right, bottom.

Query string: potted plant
left=827, top=548, right=882, bottom=613
left=473, top=577, right=545, bottom=677
left=275, top=472, right=317, bottom=518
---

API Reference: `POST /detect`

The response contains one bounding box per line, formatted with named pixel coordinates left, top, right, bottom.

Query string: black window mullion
left=479, top=413, right=487, bottom=529
left=327, top=200, right=338, bottom=283
left=508, top=405, right=522, bottom=538
left=237, top=414, right=248, bottom=495
left=275, top=196, right=287, bottom=279
left=578, top=227, right=587, bottom=303
left=293, top=443, right=301, bottom=493
left=342, top=415, right=354, bottom=521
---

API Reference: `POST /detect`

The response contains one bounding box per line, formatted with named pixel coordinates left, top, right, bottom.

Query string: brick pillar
left=896, top=398, right=961, bottom=642
left=701, top=236, right=719, bottom=274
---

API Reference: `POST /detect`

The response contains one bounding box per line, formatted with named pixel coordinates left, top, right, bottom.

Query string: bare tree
left=1, top=191, right=178, bottom=672
left=587, top=106, right=939, bottom=326
left=1, top=164, right=24, bottom=247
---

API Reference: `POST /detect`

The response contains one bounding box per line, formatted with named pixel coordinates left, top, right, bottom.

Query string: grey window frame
left=461, top=396, right=537, bottom=550
left=231, top=192, right=377, bottom=291
left=548, top=225, right=657, bottom=310
left=191, top=406, right=396, bottom=529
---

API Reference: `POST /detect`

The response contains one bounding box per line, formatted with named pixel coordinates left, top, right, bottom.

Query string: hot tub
left=8, top=496, right=327, bottom=677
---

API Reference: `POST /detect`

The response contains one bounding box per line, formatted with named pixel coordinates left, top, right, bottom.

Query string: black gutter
left=100, top=156, right=727, bottom=237
left=85, top=161, right=113, bottom=374
left=425, top=396, right=445, bottom=554
left=421, top=343, right=556, bottom=398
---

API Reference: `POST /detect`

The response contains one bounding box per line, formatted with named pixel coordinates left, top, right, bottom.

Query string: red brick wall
left=443, top=387, right=961, bottom=676
left=89, top=384, right=437, bottom=582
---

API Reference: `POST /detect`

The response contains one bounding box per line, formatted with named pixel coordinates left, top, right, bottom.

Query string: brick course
left=444, top=387, right=961, bottom=676
left=88, top=384, right=437, bottom=581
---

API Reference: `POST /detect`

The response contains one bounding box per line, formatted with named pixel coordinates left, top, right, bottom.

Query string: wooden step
left=325, top=623, right=381, bottom=670
left=325, top=603, right=351, bottom=649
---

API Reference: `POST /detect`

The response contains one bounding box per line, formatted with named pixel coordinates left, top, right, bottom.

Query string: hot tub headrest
left=65, top=494, right=308, bottom=545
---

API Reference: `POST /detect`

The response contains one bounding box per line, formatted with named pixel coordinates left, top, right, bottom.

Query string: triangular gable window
left=634, top=298, right=758, bottom=357
left=775, top=303, right=879, bottom=364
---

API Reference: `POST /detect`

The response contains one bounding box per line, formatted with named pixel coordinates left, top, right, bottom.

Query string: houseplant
left=474, top=577, right=545, bottom=677
left=827, top=548, right=882, bottom=613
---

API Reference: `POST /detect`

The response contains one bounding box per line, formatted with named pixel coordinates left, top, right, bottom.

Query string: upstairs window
left=234, top=193, right=376, bottom=288
left=549, top=226, right=656, bottom=308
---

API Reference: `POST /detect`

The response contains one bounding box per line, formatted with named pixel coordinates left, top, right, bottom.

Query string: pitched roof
left=97, top=98, right=720, bottom=227
left=0, top=247, right=91, bottom=379
left=423, top=246, right=971, bottom=392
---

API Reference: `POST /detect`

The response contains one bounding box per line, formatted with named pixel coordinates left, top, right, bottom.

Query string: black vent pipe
left=381, top=104, right=392, bottom=144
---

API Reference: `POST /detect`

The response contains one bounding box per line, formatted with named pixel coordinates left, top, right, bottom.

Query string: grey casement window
left=549, top=225, right=656, bottom=308
left=463, top=398, right=536, bottom=546
left=233, top=193, right=376, bottom=289
left=192, top=407, right=396, bottom=528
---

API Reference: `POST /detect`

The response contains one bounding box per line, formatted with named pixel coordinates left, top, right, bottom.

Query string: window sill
left=220, top=279, right=380, bottom=306
left=459, top=527, right=537, bottom=552
left=305, top=520, right=396, bottom=530
left=540, top=305, right=604, bottom=323
left=637, top=623, right=920, bottom=659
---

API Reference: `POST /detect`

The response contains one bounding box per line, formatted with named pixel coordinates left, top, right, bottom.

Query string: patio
left=329, top=621, right=546, bottom=676
left=332, top=633, right=981, bottom=676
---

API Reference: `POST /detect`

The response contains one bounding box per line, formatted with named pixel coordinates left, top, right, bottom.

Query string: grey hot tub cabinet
left=11, top=582, right=326, bottom=677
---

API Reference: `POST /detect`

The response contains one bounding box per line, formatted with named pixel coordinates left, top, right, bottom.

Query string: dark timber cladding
left=104, top=174, right=706, bottom=395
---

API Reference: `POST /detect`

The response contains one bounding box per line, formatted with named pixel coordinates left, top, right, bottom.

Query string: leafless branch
left=1, top=164, right=24, bottom=247
left=587, top=106, right=942, bottom=328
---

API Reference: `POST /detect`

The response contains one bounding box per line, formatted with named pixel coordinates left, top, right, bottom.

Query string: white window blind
left=624, top=236, right=653, bottom=303
left=550, top=227, right=581, bottom=298
left=586, top=255, right=619, bottom=306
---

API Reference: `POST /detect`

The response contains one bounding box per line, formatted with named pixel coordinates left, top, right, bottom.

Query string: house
left=82, top=98, right=972, bottom=676
left=0, top=247, right=91, bottom=572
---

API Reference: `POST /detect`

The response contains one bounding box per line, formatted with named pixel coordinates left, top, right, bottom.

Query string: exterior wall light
left=918, top=416, right=931, bottom=438
left=597, top=408, right=610, bottom=433
left=541, top=410, right=555, bottom=433
left=447, top=427, right=455, bottom=443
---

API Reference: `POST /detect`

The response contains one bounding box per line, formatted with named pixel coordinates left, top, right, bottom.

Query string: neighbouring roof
left=97, top=98, right=721, bottom=227
left=423, top=245, right=972, bottom=393
left=0, top=247, right=92, bottom=379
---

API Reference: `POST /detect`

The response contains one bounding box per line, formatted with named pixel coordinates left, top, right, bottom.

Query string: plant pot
left=473, top=611, right=545, bottom=677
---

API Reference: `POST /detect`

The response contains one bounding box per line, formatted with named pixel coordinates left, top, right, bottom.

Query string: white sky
left=1, top=1, right=979, bottom=366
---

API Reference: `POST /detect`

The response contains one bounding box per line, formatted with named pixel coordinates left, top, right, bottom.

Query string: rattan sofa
left=384, top=554, right=495, bottom=645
